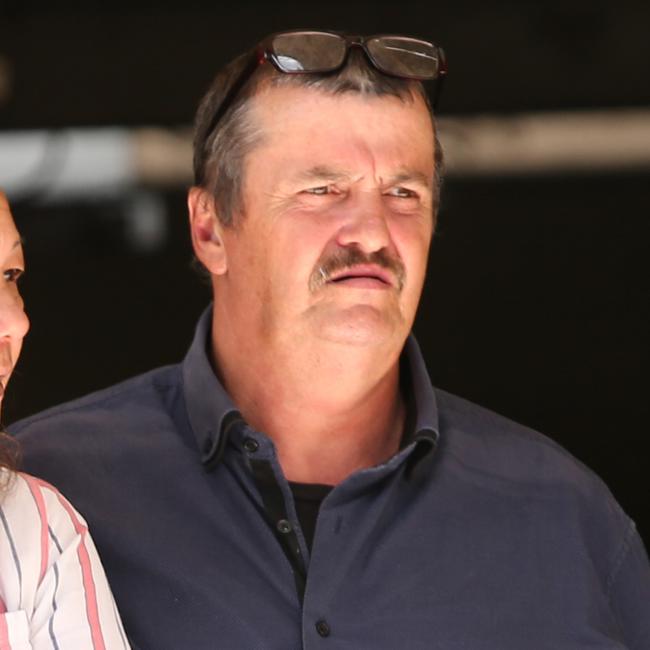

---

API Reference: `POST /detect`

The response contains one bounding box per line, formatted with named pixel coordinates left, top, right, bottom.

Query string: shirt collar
left=401, top=335, right=439, bottom=456
left=182, top=306, right=439, bottom=470
left=182, top=307, right=241, bottom=469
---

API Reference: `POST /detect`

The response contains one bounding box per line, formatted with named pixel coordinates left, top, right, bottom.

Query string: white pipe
left=0, top=129, right=136, bottom=200
left=440, top=109, right=650, bottom=175
left=1, top=109, right=649, bottom=201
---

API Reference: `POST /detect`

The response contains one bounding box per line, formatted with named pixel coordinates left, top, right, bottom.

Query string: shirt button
left=276, top=519, right=292, bottom=534
left=315, top=619, right=331, bottom=637
left=243, top=438, right=259, bottom=453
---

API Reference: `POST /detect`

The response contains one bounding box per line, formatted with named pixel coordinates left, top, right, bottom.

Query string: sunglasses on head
left=203, top=30, right=447, bottom=141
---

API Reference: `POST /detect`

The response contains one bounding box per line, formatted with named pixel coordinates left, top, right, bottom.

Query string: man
left=11, top=31, right=650, bottom=649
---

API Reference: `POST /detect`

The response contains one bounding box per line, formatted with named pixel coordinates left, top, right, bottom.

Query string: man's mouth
left=310, top=248, right=406, bottom=293
left=328, top=265, right=394, bottom=288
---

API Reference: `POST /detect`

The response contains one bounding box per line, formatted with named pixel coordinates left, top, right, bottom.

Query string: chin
left=314, top=306, right=405, bottom=347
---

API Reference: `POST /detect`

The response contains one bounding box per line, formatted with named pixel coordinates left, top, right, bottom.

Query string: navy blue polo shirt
left=11, top=308, right=650, bottom=649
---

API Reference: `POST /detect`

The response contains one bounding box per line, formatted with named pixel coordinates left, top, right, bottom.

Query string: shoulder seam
left=435, top=388, right=609, bottom=487
left=10, top=365, right=180, bottom=431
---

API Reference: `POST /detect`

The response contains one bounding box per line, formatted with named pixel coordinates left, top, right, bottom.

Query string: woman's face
left=0, top=193, right=29, bottom=412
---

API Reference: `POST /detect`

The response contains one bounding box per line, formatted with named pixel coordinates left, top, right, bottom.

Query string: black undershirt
left=286, top=355, right=417, bottom=554
left=288, top=482, right=333, bottom=553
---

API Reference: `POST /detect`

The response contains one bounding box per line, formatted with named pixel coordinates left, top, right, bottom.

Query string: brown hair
left=193, top=47, right=444, bottom=227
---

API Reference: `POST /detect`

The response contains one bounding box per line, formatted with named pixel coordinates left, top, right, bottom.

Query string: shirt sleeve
left=607, top=520, right=650, bottom=650
left=0, top=472, right=130, bottom=649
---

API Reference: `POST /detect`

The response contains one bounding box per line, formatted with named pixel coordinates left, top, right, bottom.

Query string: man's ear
left=188, top=187, right=228, bottom=276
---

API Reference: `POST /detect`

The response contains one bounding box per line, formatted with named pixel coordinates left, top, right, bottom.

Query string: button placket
left=249, top=456, right=307, bottom=600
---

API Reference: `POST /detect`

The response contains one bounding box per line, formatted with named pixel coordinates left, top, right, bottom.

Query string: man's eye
left=304, top=186, right=331, bottom=196
left=389, top=187, right=417, bottom=199
left=4, top=268, right=24, bottom=283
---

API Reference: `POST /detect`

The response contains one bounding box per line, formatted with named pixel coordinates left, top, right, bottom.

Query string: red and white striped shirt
left=0, top=471, right=129, bottom=649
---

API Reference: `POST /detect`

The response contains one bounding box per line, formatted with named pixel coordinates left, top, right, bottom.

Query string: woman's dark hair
left=0, top=432, right=19, bottom=487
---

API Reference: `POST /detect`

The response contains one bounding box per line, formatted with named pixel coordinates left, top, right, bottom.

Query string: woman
left=0, top=192, right=129, bottom=649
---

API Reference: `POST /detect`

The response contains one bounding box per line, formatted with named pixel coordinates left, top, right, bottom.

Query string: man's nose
left=335, top=193, right=392, bottom=254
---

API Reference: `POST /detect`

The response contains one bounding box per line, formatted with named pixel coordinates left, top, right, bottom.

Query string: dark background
left=1, top=2, right=648, bottom=540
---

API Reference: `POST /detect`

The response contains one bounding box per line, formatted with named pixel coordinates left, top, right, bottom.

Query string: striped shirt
left=0, top=470, right=129, bottom=649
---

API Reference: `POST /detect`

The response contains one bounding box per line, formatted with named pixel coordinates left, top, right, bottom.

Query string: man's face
left=215, top=84, right=436, bottom=352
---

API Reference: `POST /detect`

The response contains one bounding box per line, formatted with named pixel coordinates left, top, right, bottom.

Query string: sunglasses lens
left=271, top=32, right=347, bottom=72
left=367, top=37, right=440, bottom=79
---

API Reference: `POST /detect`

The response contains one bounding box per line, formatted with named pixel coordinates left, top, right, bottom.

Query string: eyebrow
left=292, top=166, right=351, bottom=184
left=292, top=166, right=432, bottom=189
left=12, top=238, right=24, bottom=251
left=388, top=169, right=432, bottom=189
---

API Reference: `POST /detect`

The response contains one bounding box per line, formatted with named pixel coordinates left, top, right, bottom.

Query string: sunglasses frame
left=202, top=30, right=447, bottom=150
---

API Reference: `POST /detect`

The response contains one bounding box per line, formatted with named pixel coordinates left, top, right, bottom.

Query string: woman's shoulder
left=1, top=469, right=88, bottom=540
left=1, top=470, right=130, bottom=648
left=1, top=470, right=89, bottom=574
left=1, top=470, right=92, bottom=618
left=0, top=469, right=39, bottom=519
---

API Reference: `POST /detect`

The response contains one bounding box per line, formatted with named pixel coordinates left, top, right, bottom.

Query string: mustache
left=309, top=247, right=406, bottom=293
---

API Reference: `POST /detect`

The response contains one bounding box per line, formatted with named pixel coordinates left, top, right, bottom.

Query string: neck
left=211, top=315, right=406, bottom=485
